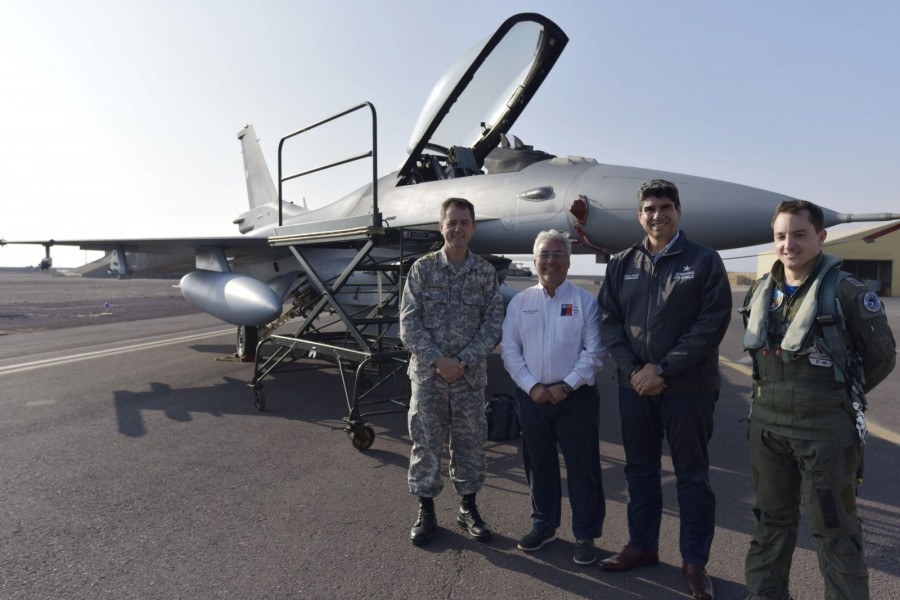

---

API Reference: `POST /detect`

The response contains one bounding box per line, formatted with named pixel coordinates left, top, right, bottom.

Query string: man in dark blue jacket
left=597, top=179, right=731, bottom=600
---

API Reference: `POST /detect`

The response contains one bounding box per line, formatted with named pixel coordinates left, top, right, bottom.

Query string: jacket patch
left=808, top=350, right=834, bottom=368
left=624, top=273, right=639, bottom=281
left=673, top=265, right=695, bottom=280
left=769, top=288, right=784, bottom=311
left=863, top=292, right=882, bottom=313
left=560, top=303, right=577, bottom=316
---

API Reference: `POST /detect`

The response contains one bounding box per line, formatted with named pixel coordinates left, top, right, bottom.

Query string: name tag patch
left=808, top=351, right=834, bottom=368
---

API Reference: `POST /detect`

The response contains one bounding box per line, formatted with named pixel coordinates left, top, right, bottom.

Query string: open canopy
left=398, top=13, right=568, bottom=183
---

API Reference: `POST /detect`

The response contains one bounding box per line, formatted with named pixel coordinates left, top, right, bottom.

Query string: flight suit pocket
left=858, top=316, right=896, bottom=362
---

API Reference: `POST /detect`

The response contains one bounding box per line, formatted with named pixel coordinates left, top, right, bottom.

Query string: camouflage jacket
left=399, top=248, right=504, bottom=387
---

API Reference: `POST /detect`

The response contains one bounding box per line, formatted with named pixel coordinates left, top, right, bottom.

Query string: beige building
left=755, top=222, right=900, bottom=297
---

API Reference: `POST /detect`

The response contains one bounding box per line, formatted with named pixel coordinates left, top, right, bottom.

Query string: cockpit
left=396, top=13, right=567, bottom=186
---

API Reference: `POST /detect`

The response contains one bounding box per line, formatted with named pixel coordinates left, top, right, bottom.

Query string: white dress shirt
left=501, top=279, right=607, bottom=395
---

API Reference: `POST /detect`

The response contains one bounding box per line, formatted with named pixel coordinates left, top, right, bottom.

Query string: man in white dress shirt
left=501, top=229, right=607, bottom=565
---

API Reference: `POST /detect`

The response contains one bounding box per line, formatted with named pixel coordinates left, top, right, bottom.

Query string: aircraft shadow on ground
left=113, top=359, right=405, bottom=429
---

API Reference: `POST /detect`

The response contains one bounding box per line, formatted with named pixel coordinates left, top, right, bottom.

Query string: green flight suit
left=742, top=254, right=896, bottom=600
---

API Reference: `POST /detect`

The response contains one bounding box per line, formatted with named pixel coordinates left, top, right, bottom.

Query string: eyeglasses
left=536, top=251, right=568, bottom=260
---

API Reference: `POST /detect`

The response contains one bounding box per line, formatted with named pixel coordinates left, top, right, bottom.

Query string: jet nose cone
left=569, top=164, right=792, bottom=252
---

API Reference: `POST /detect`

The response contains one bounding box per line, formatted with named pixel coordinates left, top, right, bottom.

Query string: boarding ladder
left=248, top=103, right=442, bottom=451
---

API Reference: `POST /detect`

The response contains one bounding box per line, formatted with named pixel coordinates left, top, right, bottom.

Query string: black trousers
left=618, top=387, right=717, bottom=566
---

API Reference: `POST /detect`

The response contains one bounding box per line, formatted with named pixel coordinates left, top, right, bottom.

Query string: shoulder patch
left=862, top=291, right=883, bottom=313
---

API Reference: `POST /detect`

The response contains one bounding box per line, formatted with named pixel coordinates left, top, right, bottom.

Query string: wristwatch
left=560, top=382, right=575, bottom=395
left=654, top=363, right=665, bottom=377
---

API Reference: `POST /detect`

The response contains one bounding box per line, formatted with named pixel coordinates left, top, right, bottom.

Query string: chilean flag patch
left=560, top=304, right=573, bottom=316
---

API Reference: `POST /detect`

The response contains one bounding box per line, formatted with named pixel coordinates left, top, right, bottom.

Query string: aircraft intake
left=180, top=270, right=283, bottom=326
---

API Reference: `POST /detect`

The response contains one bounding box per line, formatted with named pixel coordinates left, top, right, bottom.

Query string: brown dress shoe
left=598, top=545, right=659, bottom=572
left=682, top=562, right=714, bottom=600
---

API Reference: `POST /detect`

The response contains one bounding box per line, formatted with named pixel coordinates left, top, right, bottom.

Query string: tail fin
left=237, top=125, right=278, bottom=209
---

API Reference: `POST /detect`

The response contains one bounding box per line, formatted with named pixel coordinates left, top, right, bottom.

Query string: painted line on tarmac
left=0, top=329, right=232, bottom=376
left=719, top=356, right=752, bottom=377
left=719, top=356, right=900, bottom=446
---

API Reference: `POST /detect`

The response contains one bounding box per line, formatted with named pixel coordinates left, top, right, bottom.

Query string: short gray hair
left=533, top=230, right=571, bottom=256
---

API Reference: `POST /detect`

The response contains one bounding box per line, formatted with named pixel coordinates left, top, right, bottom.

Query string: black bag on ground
left=485, top=393, right=521, bottom=441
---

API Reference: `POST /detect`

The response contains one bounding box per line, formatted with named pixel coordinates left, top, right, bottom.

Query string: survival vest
left=743, top=254, right=869, bottom=442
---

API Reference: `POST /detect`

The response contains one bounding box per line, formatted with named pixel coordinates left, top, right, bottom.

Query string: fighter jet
left=4, top=13, right=898, bottom=357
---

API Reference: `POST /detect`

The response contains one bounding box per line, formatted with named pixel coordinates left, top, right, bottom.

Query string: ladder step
left=351, top=316, right=399, bottom=325
left=359, top=263, right=404, bottom=272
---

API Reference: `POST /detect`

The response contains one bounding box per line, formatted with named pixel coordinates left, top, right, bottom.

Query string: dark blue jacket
left=597, top=231, right=732, bottom=395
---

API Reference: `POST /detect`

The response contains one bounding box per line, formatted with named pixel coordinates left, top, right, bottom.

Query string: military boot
left=457, top=493, right=492, bottom=542
left=410, top=496, right=436, bottom=546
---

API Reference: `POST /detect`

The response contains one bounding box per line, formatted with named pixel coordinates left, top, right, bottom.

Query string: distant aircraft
left=4, top=13, right=898, bottom=358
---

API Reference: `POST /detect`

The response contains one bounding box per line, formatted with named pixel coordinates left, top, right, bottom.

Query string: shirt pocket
left=423, top=287, right=448, bottom=328
left=461, top=287, right=485, bottom=310
left=555, top=311, right=583, bottom=343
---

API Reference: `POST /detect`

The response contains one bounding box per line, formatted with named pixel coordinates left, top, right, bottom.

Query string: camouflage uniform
left=399, top=247, right=504, bottom=497
left=742, top=254, right=896, bottom=600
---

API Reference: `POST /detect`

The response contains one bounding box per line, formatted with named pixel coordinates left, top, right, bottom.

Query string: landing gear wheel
left=237, top=325, right=259, bottom=360
left=348, top=424, right=375, bottom=451
left=253, top=388, right=266, bottom=411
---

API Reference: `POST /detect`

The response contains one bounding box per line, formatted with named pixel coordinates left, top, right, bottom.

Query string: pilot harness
left=743, top=260, right=869, bottom=448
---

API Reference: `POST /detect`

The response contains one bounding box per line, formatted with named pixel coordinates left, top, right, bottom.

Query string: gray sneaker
left=517, top=529, right=556, bottom=552
left=573, top=538, right=597, bottom=565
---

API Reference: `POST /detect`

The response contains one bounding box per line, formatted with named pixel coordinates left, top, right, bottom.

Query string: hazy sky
left=1, top=1, right=898, bottom=272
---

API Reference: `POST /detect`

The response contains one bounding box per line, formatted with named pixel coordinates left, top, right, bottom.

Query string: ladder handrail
left=276, top=102, right=379, bottom=228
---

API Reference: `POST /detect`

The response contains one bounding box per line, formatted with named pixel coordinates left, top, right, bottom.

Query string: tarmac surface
left=1, top=272, right=898, bottom=599
left=0, top=271, right=197, bottom=334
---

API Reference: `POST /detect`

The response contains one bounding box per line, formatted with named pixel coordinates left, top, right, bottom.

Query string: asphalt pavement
left=1, top=273, right=898, bottom=599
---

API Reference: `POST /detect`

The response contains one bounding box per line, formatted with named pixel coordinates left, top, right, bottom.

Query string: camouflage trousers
left=407, top=377, right=487, bottom=498
left=745, top=421, right=868, bottom=600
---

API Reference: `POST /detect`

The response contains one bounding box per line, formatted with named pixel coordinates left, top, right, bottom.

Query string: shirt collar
left=644, top=230, right=681, bottom=263
left=437, top=246, right=473, bottom=272
left=539, top=279, right=570, bottom=298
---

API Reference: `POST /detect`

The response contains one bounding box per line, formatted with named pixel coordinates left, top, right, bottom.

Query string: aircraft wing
left=2, top=235, right=280, bottom=278
left=4, top=236, right=270, bottom=255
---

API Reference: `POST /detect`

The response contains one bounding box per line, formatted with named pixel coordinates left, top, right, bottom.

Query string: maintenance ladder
left=250, top=220, right=440, bottom=450
left=248, top=102, right=442, bottom=450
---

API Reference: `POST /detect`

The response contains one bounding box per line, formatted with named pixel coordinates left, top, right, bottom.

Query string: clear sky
left=1, top=0, right=898, bottom=273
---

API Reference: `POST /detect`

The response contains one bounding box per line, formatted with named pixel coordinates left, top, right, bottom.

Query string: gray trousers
left=407, top=377, right=487, bottom=498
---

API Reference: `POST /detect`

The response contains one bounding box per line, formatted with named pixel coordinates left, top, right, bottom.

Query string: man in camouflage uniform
left=742, top=200, right=896, bottom=600
left=399, top=197, right=504, bottom=546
